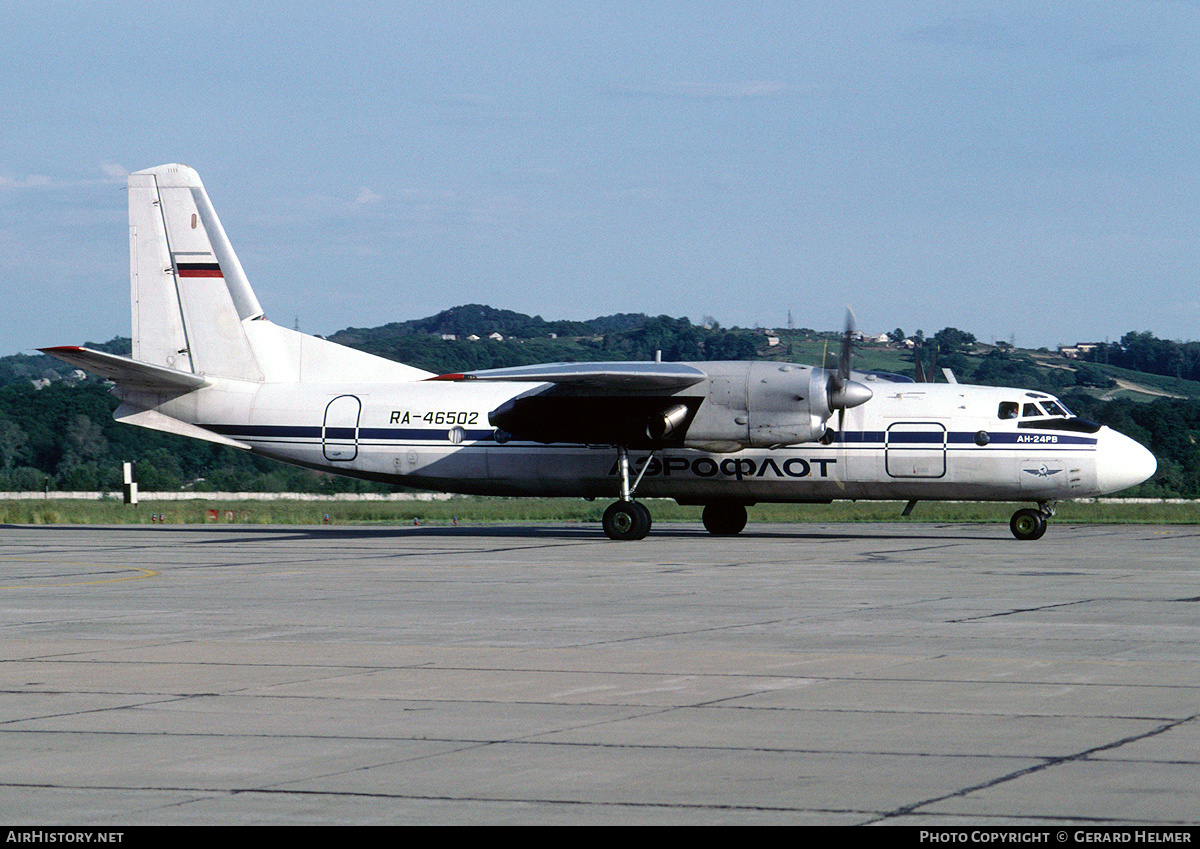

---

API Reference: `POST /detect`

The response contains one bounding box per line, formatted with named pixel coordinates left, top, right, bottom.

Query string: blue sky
left=2, top=1, right=1197, bottom=357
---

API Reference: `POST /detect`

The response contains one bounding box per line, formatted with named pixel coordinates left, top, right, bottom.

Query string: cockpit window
left=1017, top=399, right=1073, bottom=419
left=1002, top=398, right=1072, bottom=421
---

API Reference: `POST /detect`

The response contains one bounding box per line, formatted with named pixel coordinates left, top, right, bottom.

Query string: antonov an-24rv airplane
left=43, top=164, right=1157, bottom=540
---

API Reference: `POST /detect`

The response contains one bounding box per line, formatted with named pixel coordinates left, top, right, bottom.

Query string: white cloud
left=0, top=173, right=52, bottom=189
left=354, top=187, right=383, bottom=205
left=617, top=80, right=790, bottom=100
left=100, top=162, right=129, bottom=180
left=906, top=16, right=1027, bottom=52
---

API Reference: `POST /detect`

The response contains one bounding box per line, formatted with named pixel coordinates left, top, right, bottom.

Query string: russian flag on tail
left=177, top=262, right=223, bottom=278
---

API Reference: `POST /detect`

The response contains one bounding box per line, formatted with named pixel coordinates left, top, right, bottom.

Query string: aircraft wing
left=429, top=362, right=709, bottom=448
left=429, top=361, right=707, bottom=391
left=39, top=346, right=210, bottom=391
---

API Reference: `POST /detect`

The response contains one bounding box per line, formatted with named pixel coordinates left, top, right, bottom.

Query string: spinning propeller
left=825, top=309, right=873, bottom=434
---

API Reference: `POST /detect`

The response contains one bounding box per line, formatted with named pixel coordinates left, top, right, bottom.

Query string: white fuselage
left=132, top=373, right=1155, bottom=504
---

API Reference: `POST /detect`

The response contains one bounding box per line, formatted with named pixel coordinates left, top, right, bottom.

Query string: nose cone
left=1096, top=428, right=1157, bottom=494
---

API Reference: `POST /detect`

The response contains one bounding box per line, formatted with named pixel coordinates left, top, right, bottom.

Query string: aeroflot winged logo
left=1023, top=464, right=1063, bottom=478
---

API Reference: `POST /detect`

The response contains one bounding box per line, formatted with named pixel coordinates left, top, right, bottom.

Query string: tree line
left=1082, top=331, right=1200, bottom=382
left=0, top=381, right=389, bottom=494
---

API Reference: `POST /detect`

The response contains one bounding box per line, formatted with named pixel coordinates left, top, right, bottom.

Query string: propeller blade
left=826, top=308, right=872, bottom=426
left=837, top=309, right=855, bottom=384
left=828, top=309, right=853, bottom=400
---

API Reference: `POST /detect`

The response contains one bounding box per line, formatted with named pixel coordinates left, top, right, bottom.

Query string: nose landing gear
left=1010, top=502, right=1055, bottom=540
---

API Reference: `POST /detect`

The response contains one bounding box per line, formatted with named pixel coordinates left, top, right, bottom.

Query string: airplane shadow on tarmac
left=1, top=522, right=1002, bottom=543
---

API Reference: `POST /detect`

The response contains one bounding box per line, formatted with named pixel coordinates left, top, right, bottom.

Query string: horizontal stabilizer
left=39, top=346, right=210, bottom=392
left=431, top=361, right=707, bottom=391
left=113, top=403, right=250, bottom=449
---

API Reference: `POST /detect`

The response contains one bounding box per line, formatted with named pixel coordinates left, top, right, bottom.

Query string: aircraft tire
left=1010, top=508, right=1048, bottom=541
left=632, top=501, right=652, bottom=537
left=702, top=503, right=748, bottom=536
left=603, top=500, right=652, bottom=541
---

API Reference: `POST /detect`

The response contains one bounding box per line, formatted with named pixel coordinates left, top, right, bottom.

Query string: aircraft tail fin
left=124, top=164, right=431, bottom=385
left=128, top=164, right=265, bottom=381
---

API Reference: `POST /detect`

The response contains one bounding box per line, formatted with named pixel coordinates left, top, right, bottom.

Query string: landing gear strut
left=602, top=446, right=654, bottom=540
left=1010, top=501, right=1055, bottom=541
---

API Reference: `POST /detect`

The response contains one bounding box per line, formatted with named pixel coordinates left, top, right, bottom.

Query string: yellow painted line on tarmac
left=0, top=558, right=160, bottom=589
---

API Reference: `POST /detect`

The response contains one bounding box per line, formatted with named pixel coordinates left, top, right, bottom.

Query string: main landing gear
left=602, top=500, right=652, bottom=541
left=601, top=446, right=654, bottom=540
left=1010, top=502, right=1055, bottom=541
left=701, top=503, right=748, bottom=536
left=599, top=446, right=757, bottom=540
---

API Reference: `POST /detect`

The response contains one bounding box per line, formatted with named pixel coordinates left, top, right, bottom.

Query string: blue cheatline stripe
left=839, top=431, right=885, bottom=443
left=886, top=432, right=946, bottom=444
left=203, top=424, right=497, bottom=442
left=200, top=424, right=1098, bottom=448
left=206, top=424, right=321, bottom=438
left=840, top=431, right=1096, bottom=447
left=358, top=427, right=494, bottom=441
left=967, top=432, right=1096, bottom=446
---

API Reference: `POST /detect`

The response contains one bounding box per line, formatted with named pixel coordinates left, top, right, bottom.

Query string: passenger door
left=322, top=395, right=361, bottom=461
left=885, top=422, right=947, bottom=478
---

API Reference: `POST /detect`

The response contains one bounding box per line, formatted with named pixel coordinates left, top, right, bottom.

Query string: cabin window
left=998, top=402, right=1019, bottom=419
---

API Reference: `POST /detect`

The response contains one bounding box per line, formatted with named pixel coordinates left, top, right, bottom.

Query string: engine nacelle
left=485, top=360, right=871, bottom=452
left=682, top=361, right=871, bottom=451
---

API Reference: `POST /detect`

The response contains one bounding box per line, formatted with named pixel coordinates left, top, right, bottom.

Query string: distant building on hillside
left=1058, top=342, right=1100, bottom=359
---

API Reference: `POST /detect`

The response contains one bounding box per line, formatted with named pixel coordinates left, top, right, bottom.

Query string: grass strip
left=3, top=497, right=1197, bottom=526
